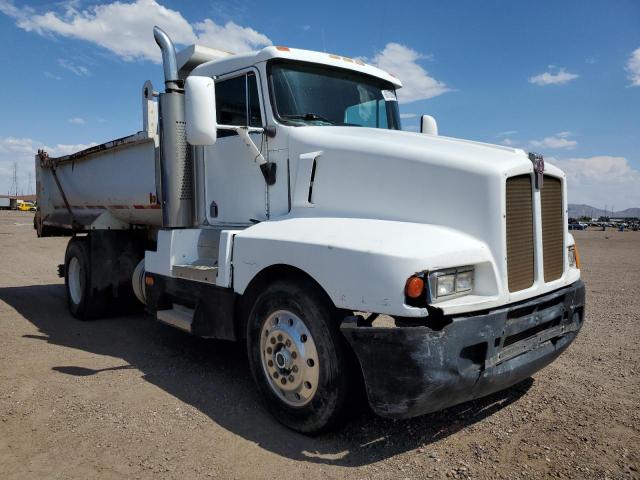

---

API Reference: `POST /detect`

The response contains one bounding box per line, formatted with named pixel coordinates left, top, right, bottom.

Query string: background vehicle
left=35, top=27, right=585, bottom=433
left=17, top=200, right=36, bottom=212
left=0, top=197, right=17, bottom=210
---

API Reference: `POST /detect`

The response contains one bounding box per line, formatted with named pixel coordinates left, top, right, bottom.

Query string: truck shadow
left=1, top=283, right=532, bottom=467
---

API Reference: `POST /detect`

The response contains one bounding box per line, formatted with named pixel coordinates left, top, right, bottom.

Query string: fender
left=231, top=217, right=498, bottom=317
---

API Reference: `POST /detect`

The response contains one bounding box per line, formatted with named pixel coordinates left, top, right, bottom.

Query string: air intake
left=541, top=175, right=564, bottom=282
left=506, top=175, right=535, bottom=292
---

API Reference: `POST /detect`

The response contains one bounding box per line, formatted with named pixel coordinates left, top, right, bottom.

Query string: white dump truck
left=35, top=27, right=585, bottom=433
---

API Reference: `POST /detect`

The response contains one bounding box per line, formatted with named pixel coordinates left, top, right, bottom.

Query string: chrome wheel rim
left=260, top=310, right=319, bottom=407
left=68, top=257, right=83, bottom=305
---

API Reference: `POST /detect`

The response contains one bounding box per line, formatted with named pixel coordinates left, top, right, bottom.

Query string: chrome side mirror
left=185, top=76, right=217, bottom=145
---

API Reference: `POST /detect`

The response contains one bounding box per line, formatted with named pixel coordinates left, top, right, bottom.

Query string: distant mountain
left=568, top=204, right=640, bottom=218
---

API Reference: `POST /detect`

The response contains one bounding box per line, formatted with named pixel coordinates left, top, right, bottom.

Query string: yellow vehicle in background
left=17, top=200, right=36, bottom=212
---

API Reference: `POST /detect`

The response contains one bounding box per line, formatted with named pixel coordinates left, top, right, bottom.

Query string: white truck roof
left=187, top=44, right=403, bottom=88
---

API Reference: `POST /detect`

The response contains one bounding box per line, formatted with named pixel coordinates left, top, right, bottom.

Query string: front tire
left=246, top=278, right=353, bottom=434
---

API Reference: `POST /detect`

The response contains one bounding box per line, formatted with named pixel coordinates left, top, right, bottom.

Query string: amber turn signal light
left=405, top=276, right=425, bottom=298
left=145, top=275, right=154, bottom=286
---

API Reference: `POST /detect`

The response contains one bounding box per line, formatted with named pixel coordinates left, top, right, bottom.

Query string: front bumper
left=341, top=280, right=585, bottom=419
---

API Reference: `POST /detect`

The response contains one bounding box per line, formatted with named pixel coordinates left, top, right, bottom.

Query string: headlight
left=428, top=266, right=474, bottom=302
left=568, top=244, right=580, bottom=269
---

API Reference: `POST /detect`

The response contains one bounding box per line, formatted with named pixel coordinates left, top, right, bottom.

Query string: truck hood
left=288, top=125, right=542, bottom=179
left=284, top=125, right=565, bottom=280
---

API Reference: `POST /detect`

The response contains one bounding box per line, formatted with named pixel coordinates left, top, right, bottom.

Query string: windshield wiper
left=281, top=113, right=334, bottom=124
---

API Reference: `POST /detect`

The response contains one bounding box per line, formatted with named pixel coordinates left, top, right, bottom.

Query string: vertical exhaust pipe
left=153, top=26, right=193, bottom=228
left=153, top=26, right=180, bottom=92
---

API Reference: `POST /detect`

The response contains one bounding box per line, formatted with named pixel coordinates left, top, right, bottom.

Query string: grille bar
left=541, top=175, right=564, bottom=282
left=506, top=175, right=535, bottom=292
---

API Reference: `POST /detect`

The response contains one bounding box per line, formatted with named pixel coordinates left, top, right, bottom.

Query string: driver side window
left=216, top=72, right=262, bottom=132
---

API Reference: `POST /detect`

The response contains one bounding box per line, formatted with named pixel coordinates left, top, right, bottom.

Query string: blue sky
left=0, top=0, right=639, bottom=209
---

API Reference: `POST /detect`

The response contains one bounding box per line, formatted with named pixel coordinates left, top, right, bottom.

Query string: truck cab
left=36, top=27, right=585, bottom=434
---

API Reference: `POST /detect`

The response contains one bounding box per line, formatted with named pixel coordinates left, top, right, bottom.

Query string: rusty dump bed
left=35, top=131, right=161, bottom=236
left=341, top=280, right=585, bottom=419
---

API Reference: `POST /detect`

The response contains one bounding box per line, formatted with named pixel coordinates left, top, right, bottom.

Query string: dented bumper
left=340, top=280, right=585, bottom=419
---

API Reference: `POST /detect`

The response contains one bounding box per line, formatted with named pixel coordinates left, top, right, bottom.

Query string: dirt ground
left=0, top=210, right=638, bottom=479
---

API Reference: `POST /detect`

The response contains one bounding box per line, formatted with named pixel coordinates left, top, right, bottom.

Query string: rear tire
left=64, top=237, right=109, bottom=320
left=246, top=278, right=353, bottom=434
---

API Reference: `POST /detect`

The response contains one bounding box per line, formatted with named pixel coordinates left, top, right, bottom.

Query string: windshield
left=269, top=61, right=401, bottom=129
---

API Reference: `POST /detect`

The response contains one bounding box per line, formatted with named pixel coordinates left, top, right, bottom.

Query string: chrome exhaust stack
left=153, top=26, right=193, bottom=228
left=153, top=26, right=180, bottom=92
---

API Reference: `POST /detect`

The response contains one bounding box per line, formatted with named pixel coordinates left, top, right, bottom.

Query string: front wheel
left=246, top=279, right=353, bottom=434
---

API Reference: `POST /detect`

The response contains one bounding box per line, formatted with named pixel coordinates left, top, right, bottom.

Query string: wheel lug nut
left=291, top=352, right=297, bottom=359
left=267, top=360, right=273, bottom=367
left=266, top=347, right=272, bottom=354
left=285, top=339, right=291, bottom=347
left=281, top=378, right=287, bottom=385
left=292, top=365, right=298, bottom=373
left=270, top=337, right=276, bottom=345
left=273, top=372, right=279, bottom=379
left=288, top=375, right=294, bottom=382
left=277, top=334, right=283, bottom=342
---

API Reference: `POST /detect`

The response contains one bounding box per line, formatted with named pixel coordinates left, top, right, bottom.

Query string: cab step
left=156, top=304, right=194, bottom=333
left=172, top=261, right=218, bottom=283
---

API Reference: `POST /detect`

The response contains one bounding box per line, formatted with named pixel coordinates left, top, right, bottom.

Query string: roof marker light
left=276, top=46, right=290, bottom=52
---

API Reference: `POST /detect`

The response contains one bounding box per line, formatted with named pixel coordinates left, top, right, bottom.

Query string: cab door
left=204, top=70, right=267, bottom=226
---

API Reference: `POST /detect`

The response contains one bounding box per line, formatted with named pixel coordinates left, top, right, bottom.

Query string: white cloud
left=0, top=136, right=96, bottom=194
left=550, top=155, right=640, bottom=209
left=371, top=43, right=450, bottom=103
left=0, top=0, right=271, bottom=63
left=68, top=117, right=85, bottom=124
left=530, top=131, right=577, bottom=150
left=495, top=130, right=519, bottom=145
left=193, top=19, right=272, bottom=54
left=529, top=67, right=579, bottom=86
left=626, top=47, right=640, bottom=87
left=58, top=58, right=90, bottom=76
left=44, top=71, right=62, bottom=80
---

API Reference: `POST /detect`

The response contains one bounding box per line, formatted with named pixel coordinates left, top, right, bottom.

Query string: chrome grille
left=541, top=175, right=564, bottom=282
left=506, top=175, right=535, bottom=292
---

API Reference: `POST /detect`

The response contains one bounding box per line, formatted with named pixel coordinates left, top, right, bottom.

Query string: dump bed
left=35, top=131, right=161, bottom=236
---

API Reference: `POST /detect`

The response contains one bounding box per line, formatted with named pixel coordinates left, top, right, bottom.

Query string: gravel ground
left=0, top=211, right=638, bottom=479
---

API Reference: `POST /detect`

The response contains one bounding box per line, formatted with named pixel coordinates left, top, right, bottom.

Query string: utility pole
left=10, top=162, right=18, bottom=197
left=27, top=171, right=33, bottom=195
